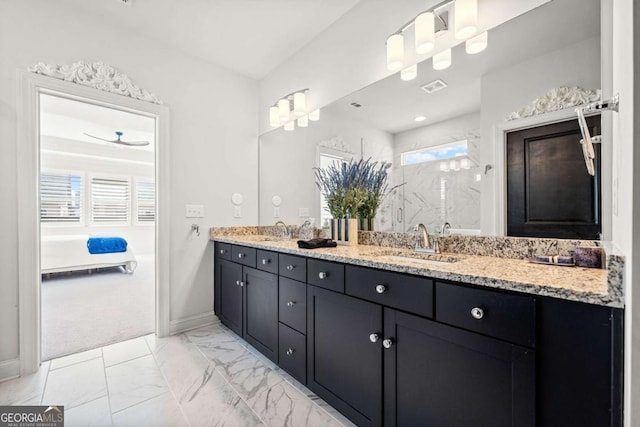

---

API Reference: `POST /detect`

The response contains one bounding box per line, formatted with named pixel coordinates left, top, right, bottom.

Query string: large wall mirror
left=259, top=0, right=607, bottom=238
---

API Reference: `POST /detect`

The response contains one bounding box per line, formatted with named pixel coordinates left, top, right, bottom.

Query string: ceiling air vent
left=421, top=79, right=448, bottom=94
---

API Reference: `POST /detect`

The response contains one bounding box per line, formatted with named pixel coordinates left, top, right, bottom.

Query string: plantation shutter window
left=40, top=173, right=82, bottom=223
left=91, top=177, right=130, bottom=223
left=136, top=180, right=155, bottom=223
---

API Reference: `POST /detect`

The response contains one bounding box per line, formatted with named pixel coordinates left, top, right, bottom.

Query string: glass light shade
left=297, top=115, right=309, bottom=127
left=293, top=92, right=306, bottom=117
left=440, top=162, right=450, bottom=172
left=450, top=159, right=460, bottom=171
left=415, top=12, right=435, bottom=54
left=269, top=106, right=280, bottom=127
left=460, top=158, right=471, bottom=169
left=386, top=33, right=404, bottom=71
left=277, top=99, right=290, bottom=122
left=454, top=0, right=478, bottom=40
left=284, top=121, right=295, bottom=131
left=309, top=109, right=320, bottom=121
left=400, top=64, right=418, bottom=81
left=466, top=31, right=488, bottom=54
left=433, top=48, right=451, bottom=70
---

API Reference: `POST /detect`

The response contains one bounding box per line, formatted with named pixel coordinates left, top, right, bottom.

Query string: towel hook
left=191, top=224, right=200, bottom=237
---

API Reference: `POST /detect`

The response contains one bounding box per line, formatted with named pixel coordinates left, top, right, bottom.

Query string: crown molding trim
left=506, top=86, right=601, bottom=121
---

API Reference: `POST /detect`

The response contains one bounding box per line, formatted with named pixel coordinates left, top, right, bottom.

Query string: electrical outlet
left=185, top=204, right=205, bottom=218
left=299, top=207, right=310, bottom=217
left=273, top=207, right=280, bottom=218
left=234, top=206, right=242, bottom=218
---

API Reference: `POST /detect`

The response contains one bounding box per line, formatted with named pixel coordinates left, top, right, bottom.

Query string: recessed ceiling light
left=414, top=116, right=427, bottom=122
left=421, top=79, right=448, bottom=94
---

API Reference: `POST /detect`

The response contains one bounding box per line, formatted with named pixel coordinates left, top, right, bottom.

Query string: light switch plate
left=185, top=204, right=205, bottom=218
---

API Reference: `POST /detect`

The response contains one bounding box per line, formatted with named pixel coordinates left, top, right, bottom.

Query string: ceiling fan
left=83, top=131, right=150, bottom=147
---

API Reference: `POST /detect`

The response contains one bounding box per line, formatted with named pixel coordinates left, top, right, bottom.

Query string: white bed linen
left=41, top=235, right=137, bottom=274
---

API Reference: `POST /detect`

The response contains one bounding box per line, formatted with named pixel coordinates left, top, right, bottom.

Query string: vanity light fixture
left=466, top=31, right=488, bottom=54
left=401, top=64, right=418, bottom=81
left=385, top=0, right=485, bottom=79
left=270, top=89, right=320, bottom=130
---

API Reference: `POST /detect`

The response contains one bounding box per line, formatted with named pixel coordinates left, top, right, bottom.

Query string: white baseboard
left=0, top=358, right=20, bottom=383
left=170, top=311, right=218, bottom=335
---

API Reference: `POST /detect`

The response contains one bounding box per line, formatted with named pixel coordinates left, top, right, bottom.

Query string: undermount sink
left=373, top=250, right=460, bottom=266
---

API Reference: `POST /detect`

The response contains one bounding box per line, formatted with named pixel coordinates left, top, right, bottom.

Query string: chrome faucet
left=441, top=222, right=451, bottom=235
left=275, top=221, right=291, bottom=239
left=415, top=223, right=439, bottom=253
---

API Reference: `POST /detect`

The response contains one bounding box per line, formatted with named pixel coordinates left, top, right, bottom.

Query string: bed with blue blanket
left=41, top=235, right=138, bottom=274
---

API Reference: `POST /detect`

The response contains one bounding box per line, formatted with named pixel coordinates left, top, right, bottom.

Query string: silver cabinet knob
left=235, top=280, right=240, bottom=286
left=471, top=307, right=484, bottom=320
left=286, top=348, right=294, bottom=356
left=375, top=284, right=387, bottom=294
left=238, top=253, right=245, bottom=259
left=239, top=281, right=245, bottom=287
left=286, top=264, right=295, bottom=271
left=262, top=259, right=269, bottom=265
left=318, top=271, right=327, bottom=279
left=287, top=301, right=295, bottom=307
left=382, top=338, right=393, bottom=349
left=219, top=249, right=226, bottom=254
left=369, top=333, right=379, bottom=343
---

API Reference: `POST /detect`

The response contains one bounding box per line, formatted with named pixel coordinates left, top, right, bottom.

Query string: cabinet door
left=216, top=258, right=243, bottom=336
left=384, top=308, right=535, bottom=427
left=307, top=286, right=382, bottom=427
left=243, top=267, right=278, bottom=363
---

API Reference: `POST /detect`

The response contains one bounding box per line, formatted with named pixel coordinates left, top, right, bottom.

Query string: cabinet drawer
left=345, top=266, right=433, bottom=318
left=257, top=250, right=278, bottom=274
left=279, top=323, right=306, bottom=384
left=215, top=242, right=231, bottom=261
left=307, top=259, right=344, bottom=293
left=435, top=282, right=536, bottom=348
left=279, top=277, right=306, bottom=333
left=279, top=254, right=306, bottom=282
left=231, top=245, right=256, bottom=267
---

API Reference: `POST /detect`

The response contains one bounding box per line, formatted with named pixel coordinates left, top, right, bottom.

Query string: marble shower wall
left=393, top=113, right=482, bottom=233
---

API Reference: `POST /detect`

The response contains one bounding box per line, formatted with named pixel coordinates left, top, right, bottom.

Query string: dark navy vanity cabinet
left=214, top=241, right=623, bottom=427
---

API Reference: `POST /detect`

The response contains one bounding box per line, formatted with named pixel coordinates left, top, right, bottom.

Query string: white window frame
left=88, top=173, right=132, bottom=226
left=401, top=139, right=468, bottom=166
left=133, top=176, right=156, bottom=226
left=39, top=168, right=85, bottom=227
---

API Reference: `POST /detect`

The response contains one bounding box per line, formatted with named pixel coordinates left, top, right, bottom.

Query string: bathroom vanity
left=212, top=232, right=623, bottom=427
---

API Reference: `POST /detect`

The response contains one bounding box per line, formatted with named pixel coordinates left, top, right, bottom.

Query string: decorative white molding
left=317, top=136, right=355, bottom=154
left=505, top=86, right=601, bottom=121
left=29, top=61, right=162, bottom=104
left=0, top=358, right=20, bottom=382
left=170, top=311, right=218, bottom=335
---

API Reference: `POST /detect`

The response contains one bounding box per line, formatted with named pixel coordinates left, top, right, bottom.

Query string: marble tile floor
left=0, top=320, right=355, bottom=427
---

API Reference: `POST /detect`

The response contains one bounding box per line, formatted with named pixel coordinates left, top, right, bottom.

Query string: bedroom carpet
left=41, top=253, right=155, bottom=361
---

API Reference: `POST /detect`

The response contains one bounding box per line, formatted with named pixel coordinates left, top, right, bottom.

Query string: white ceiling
left=325, top=0, right=600, bottom=134
left=62, top=0, right=360, bottom=80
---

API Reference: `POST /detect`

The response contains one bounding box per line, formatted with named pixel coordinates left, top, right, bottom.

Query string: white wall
left=0, top=1, right=258, bottom=365
left=479, top=37, right=602, bottom=234
left=610, top=0, right=638, bottom=423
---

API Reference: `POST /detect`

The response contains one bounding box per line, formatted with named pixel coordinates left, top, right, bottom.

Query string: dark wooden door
left=384, top=308, right=535, bottom=427
left=307, top=286, right=382, bottom=427
left=507, top=116, right=601, bottom=239
left=243, top=267, right=278, bottom=362
left=217, top=258, right=243, bottom=336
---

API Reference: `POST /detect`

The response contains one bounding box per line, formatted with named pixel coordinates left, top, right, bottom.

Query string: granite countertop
left=211, top=233, right=623, bottom=308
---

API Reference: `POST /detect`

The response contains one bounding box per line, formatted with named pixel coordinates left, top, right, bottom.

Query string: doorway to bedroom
left=39, top=93, right=156, bottom=361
